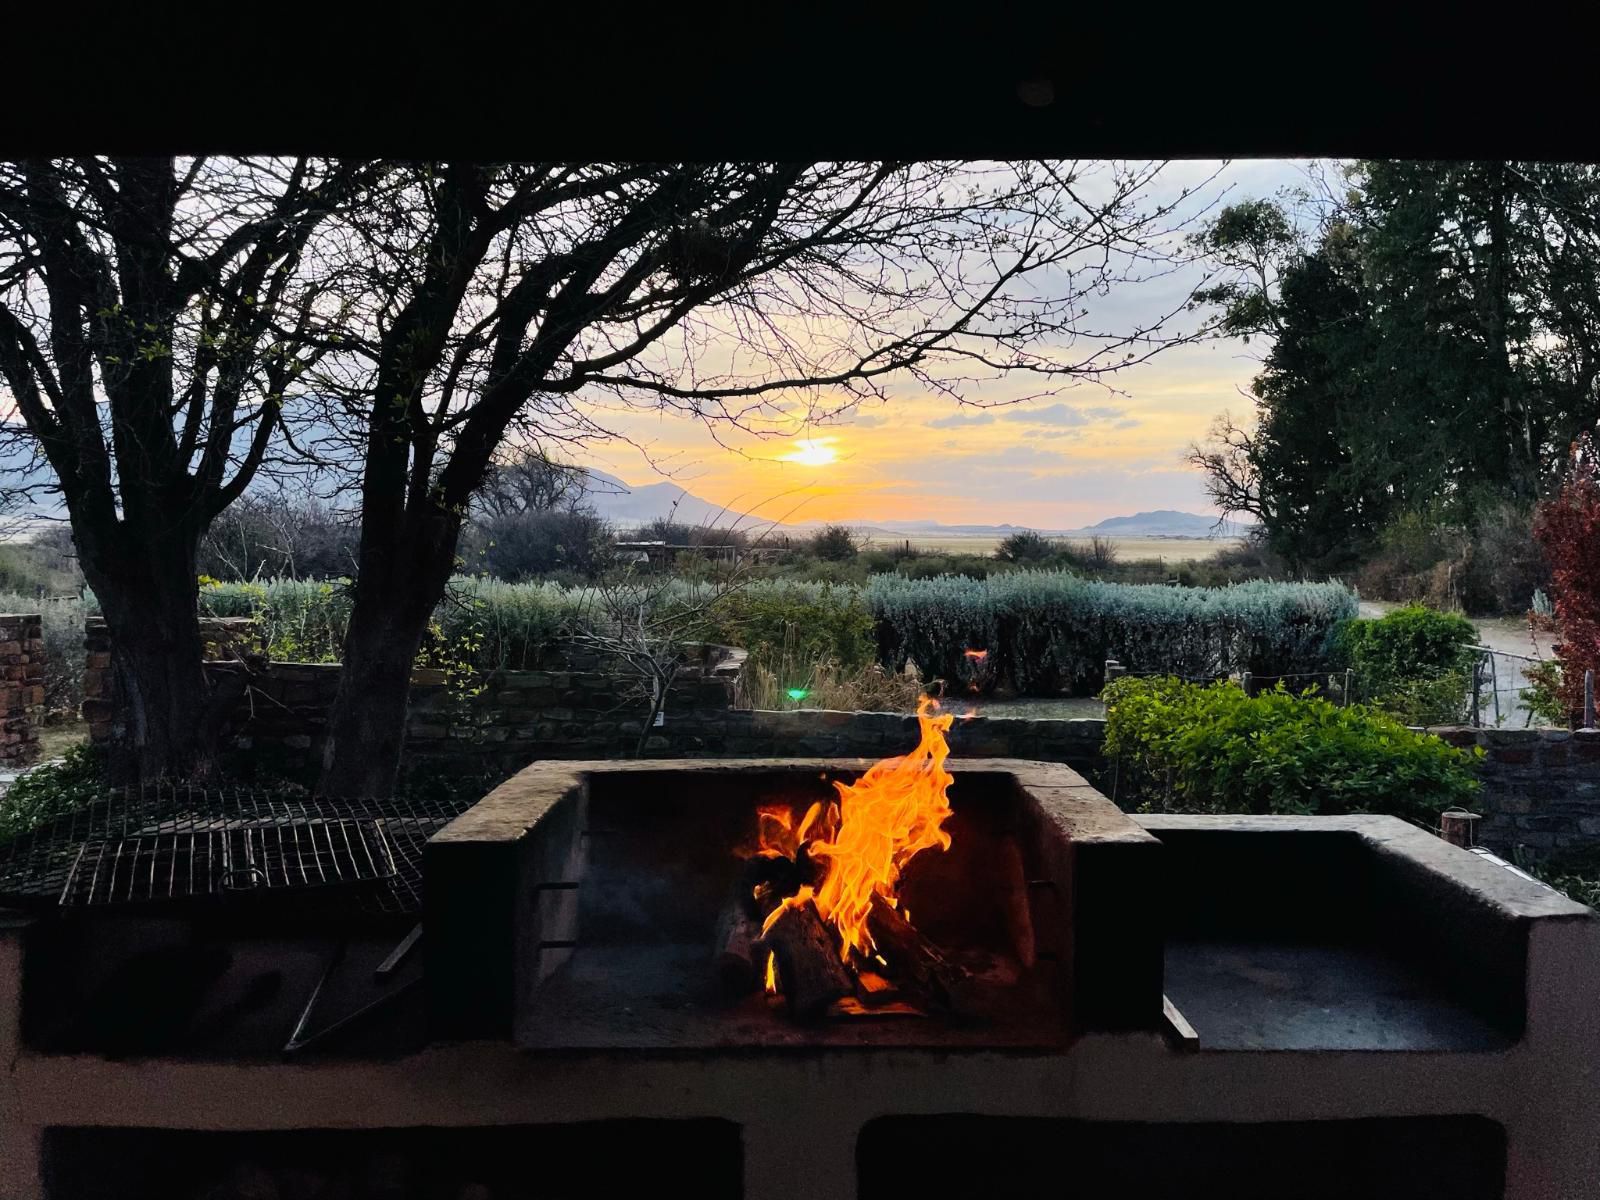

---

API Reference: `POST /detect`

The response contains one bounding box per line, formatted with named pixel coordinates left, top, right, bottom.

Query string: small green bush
left=1101, top=676, right=1480, bottom=824
left=1329, top=605, right=1478, bottom=724
left=0, top=742, right=106, bottom=842
left=705, top=581, right=876, bottom=672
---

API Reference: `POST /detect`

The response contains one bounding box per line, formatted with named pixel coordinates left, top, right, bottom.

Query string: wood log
left=866, top=890, right=972, bottom=1008
left=755, top=898, right=853, bottom=1020
left=712, top=884, right=765, bottom=996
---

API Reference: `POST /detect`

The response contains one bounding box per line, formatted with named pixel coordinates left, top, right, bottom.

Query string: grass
left=862, top=534, right=1244, bottom=560
left=35, top=720, right=88, bottom=763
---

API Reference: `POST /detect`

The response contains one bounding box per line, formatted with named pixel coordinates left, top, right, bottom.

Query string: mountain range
left=572, top=470, right=1249, bottom=539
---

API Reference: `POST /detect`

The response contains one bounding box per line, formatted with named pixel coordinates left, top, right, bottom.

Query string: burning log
left=712, top=883, right=765, bottom=996
left=866, top=891, right=972, bottom=1010
left=756, top=897, right=853, bottom=1020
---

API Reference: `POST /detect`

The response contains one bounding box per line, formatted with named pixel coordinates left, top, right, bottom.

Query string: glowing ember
left=764, top=951, right=778, bottom=994
left=963, top=649, right=989, bottom=661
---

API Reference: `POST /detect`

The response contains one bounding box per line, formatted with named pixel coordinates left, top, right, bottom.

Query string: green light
left=786, top=688, right=810, bottom=701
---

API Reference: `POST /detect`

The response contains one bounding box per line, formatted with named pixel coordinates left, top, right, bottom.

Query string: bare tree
left=0, top=157, right=370, bottom=782
left=1187, top=410, right=1271, bottom=528
left=304, top=160, right=1221, bottom=796
left=473, top=446, right=594, bottom=518
left=569, top=565, right=749, bottom=756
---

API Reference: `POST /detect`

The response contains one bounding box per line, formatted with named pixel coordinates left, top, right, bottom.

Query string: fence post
left=1488, top=651, right=1501, bottom=727
left=1105, top=659, right=1126, bottom=685
left=1343, top=668, right=1352, bottom=707
left=1440, top=810, right=1481, bottom=849
left=1240, top=671, right=1252, bottom=696
left=1470, top=657, right=1482, bottom=728
left=1584, top=669, right=1597, bottom=733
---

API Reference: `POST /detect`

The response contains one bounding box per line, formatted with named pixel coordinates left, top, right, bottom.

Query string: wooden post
left=1470, top=657, right=1482, bottom=728
left=1343, top=668, right=1353, bottom=707
left=1240, top=671, right=1253, bottom=696
left=1583, top=669, right=1597, bottom=732
left=1440, top=811, right=1481, bottom=849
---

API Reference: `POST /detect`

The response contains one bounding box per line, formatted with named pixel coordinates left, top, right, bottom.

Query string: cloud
left=927, top=411, right=997, bottom=429
left=999, top=403, right=1124, bottom=427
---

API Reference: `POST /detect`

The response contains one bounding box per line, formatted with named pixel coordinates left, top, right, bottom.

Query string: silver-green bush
left=865, top=571, right=1357, bottom=695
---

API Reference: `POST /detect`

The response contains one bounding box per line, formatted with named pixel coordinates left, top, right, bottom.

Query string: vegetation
left=1520, top=846, right=1600, bottom=911
left=734, top=623, right=922, bottom=713
left=0, top=742, right=106, bottom=843
left=807, top=525, right=860, bottom=562
left=1188, top=162, right=1600, bottom=607
left=0, top=159, right=375, bottom=786
left=1328, top=605, right=1479, bottom=725
left=1532, top=434, right=1600, bottom=722
left=1101, top=676, right=1481, bottom=825
left=867, top=572, right=1356, bottom=696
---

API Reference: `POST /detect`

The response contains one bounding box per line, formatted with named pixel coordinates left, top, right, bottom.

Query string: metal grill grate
left=0, top=786, right=474, bottom=915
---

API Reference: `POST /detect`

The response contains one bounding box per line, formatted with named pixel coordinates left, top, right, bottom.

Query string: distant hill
left=1077, top=510, right=1247, bottom=538
left=789, top=511, right=1249, bottom=540
left=574, top=470, right=786, bottom=533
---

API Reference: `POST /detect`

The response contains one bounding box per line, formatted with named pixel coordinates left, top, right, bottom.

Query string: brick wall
left=0, top=614, right=45, bottom=768
left=1434, top=727, right=1600, bottom=858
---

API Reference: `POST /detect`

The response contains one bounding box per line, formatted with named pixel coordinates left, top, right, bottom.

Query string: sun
left=781, top=438, right=839, bottom=467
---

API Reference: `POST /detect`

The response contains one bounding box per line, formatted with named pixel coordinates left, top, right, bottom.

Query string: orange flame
left=963, top=648, right=989, bottom=662
left=806, top=695, right=955, bottom=961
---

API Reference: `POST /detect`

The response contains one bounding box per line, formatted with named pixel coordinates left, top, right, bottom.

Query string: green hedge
left=1328, top=605, right=1478, bottom=724
left=195, top=573, right=1355, bottom=690
left=865, top=572, right=1356, bottom=695
left=1102, top=676, right=1480, bottom=824
left=201, top=577, right=587, bottom=671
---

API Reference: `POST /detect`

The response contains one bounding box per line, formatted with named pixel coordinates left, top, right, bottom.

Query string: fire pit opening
left=511, top=763, right=1075, bottom=1049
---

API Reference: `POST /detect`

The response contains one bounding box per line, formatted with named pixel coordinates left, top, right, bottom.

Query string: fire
left=805, top=695, right=955, bottom=961
left=963, top=649, right=989, bottom=662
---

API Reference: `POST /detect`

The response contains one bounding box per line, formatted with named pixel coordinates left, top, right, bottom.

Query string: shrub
left=1327, top=605, right=1478, bottom=724
left=1533, top=434, right=1600, bottom=720
left=1101, top=676, right=1480, bottom=824
left=704, top=581, right=875, bottom=672
left=200, top=576, right=589, bottom=672
left=808, top=524, right=860, bottom=562
left=1520, top=658, right=1568, bottom=727
left=466, top=509, right=614, bottom=581
left=1519, top=845, right=1600, bottom=910
left=0, top=741, right=106, bottom=843
left=201, top=579, right=351, bottom=662
left=735, top=622, right=922, bottom=712
left=865, top=571, right=1356, bottom=696
left=996, top=531, right=1056, bottom=564
left=1460, top=502, right=1549, bottom=616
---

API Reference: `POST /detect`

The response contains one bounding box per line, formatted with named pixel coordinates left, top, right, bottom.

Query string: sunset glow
left=780, top=438, right=839, bottom=467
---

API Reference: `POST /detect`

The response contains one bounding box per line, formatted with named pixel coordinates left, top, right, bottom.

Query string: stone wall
left=77, top=618, right=1600, bottom=857
left=1435, top=727, right=1600, bottom=858
left=0, top=615, right=44, bottom=768
left=80, top=616, right=1108, bottom=784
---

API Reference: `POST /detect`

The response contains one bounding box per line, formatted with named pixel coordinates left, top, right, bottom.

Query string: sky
left=566, top=159, right=1313, bottom=530
left=0, top=159, right=1317, bottom=535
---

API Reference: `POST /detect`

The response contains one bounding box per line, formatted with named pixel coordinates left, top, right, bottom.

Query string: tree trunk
left=316, top=605, right=430, bottom=798
left=316, top=508, right=462, bottom=799
left=82, top=532, right=216, bottom=786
